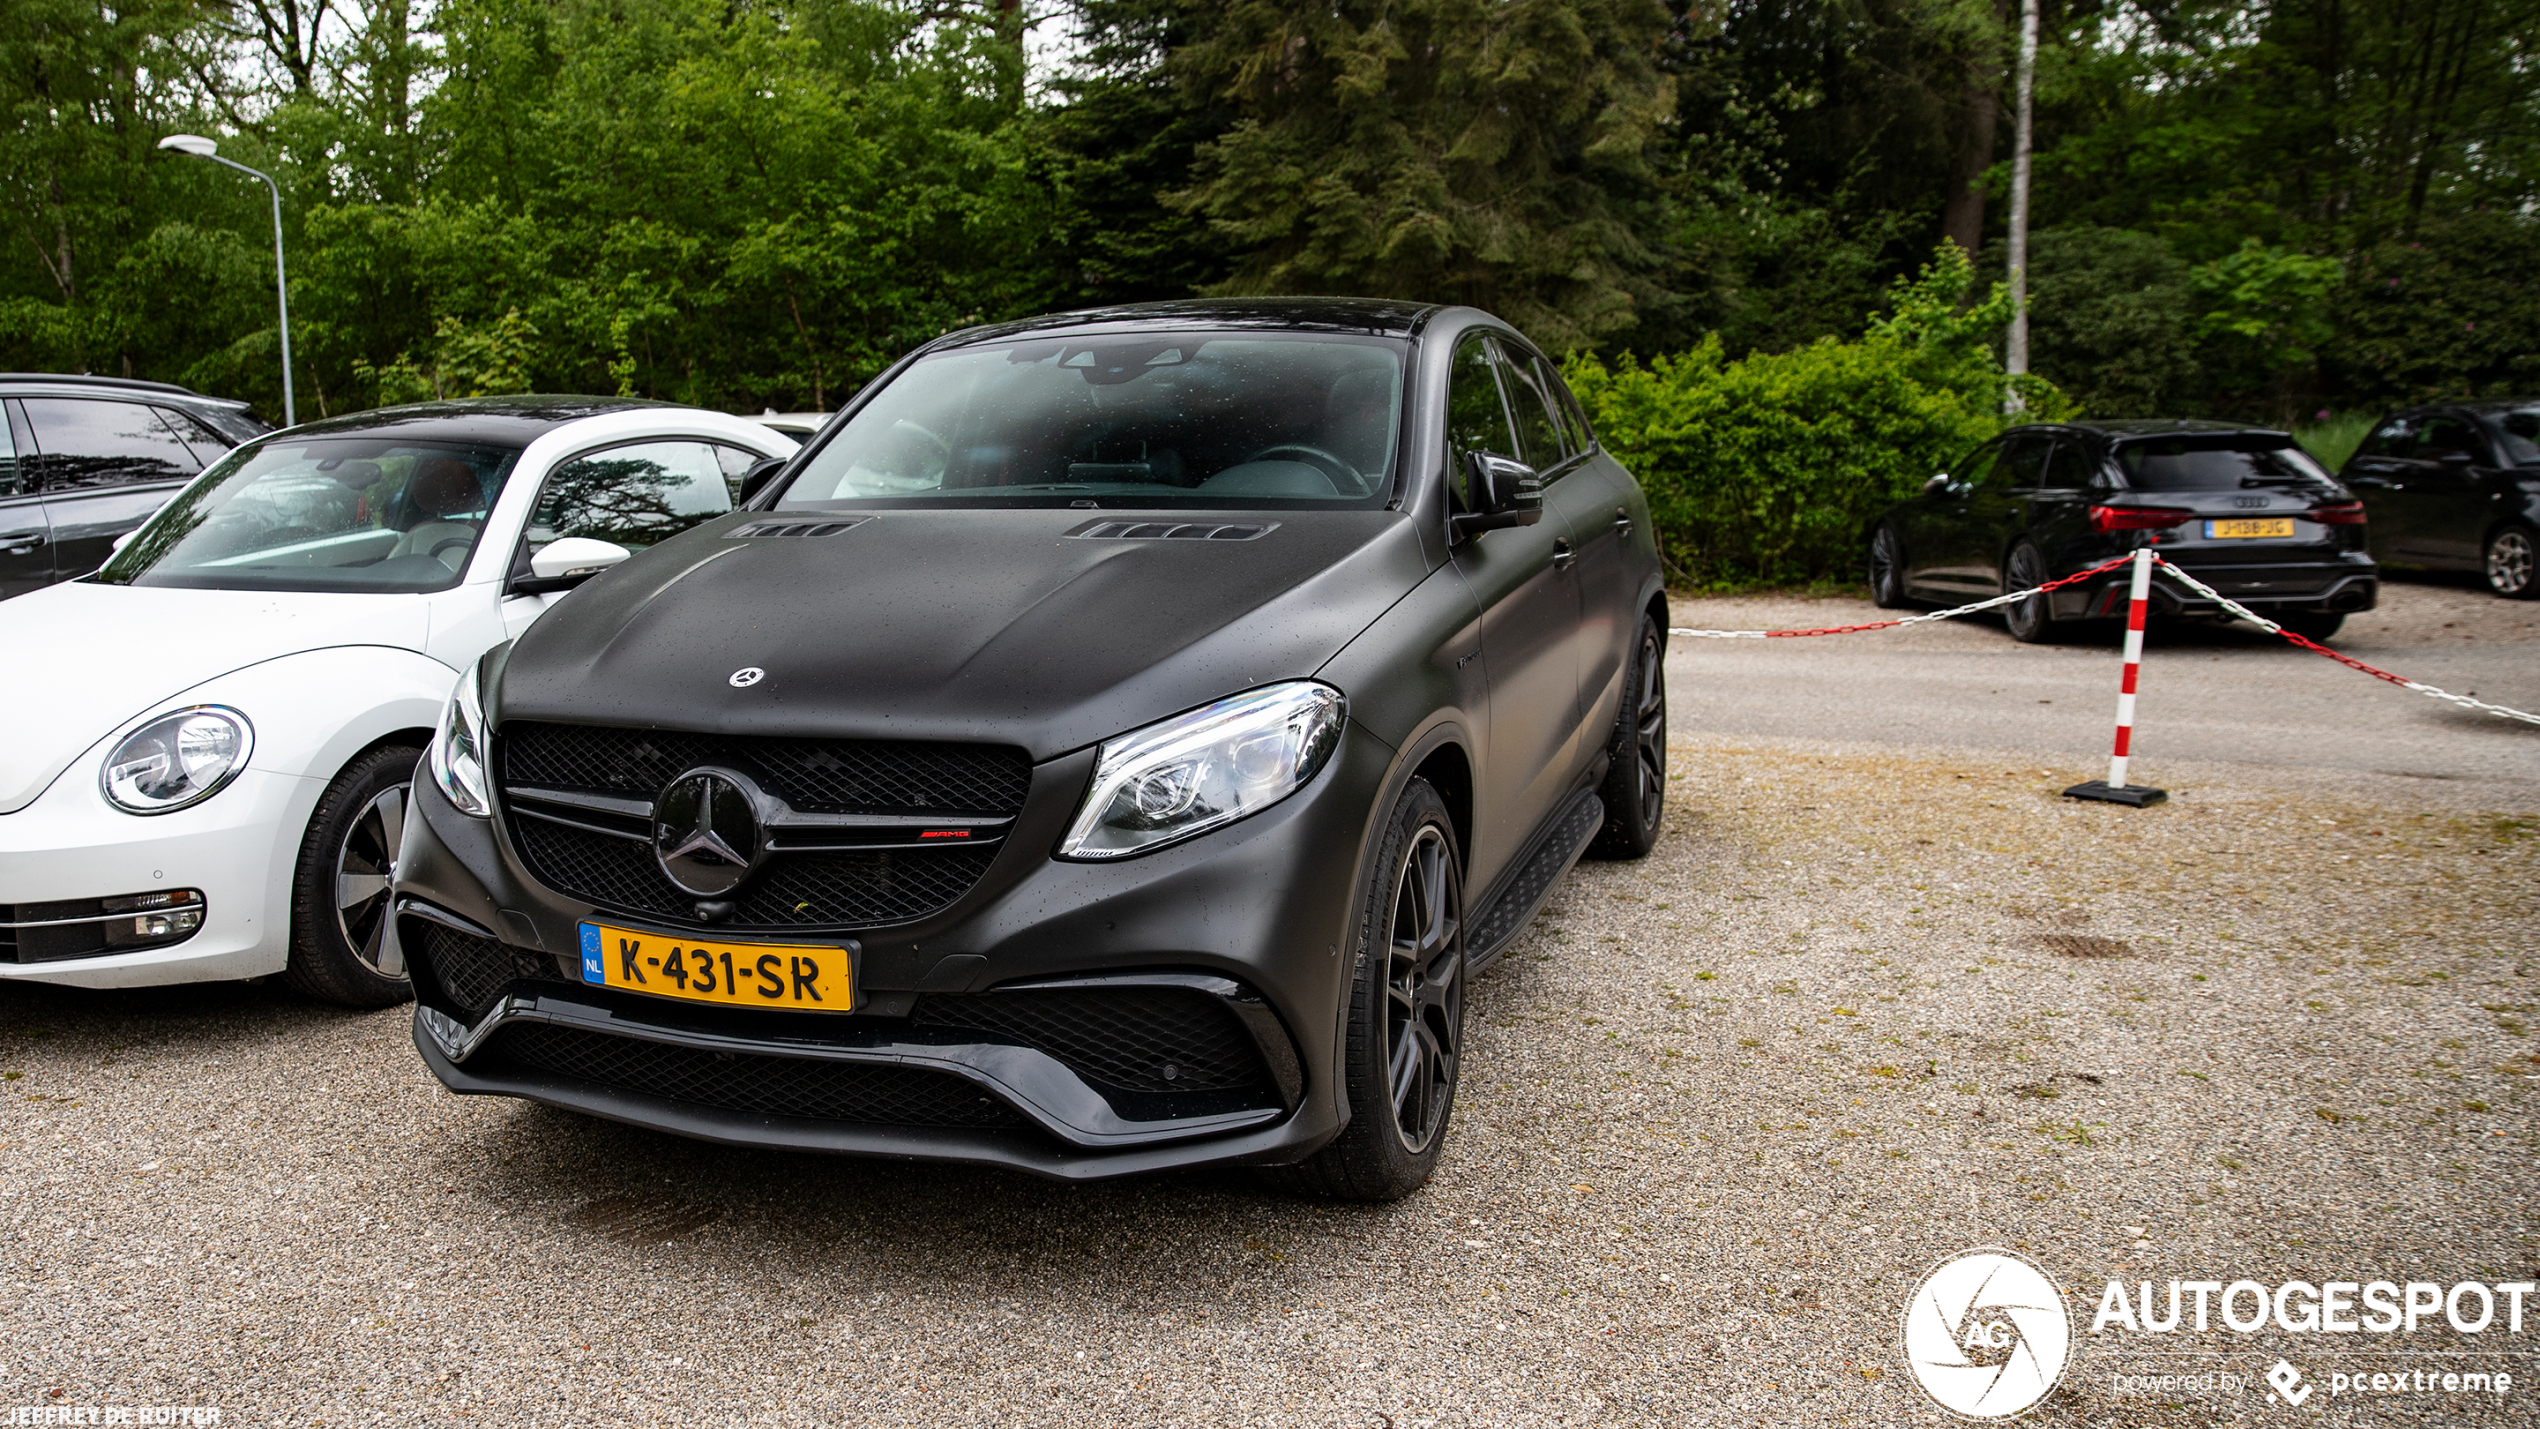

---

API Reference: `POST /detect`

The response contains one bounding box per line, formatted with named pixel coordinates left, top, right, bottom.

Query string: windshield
left=92, top=436, right=520, bottom=593
left=2113, top=437, right=2333, bottom=491
left=775, top=332, right=1406, bottom=511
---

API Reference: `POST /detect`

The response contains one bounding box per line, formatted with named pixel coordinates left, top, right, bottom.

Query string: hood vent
left=1068, top=519, right=1274, bottom=542
left=728, top=517, right=871, bottom=539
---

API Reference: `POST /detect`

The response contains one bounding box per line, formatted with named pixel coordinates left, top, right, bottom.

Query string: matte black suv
left=2339, top=401, right=2540, bottom=599
left=0, top=374, right=268, bottom=599
left=394, top=299, right=1670, bottom=1199
left=1870, top=419, right=2378, bottom=641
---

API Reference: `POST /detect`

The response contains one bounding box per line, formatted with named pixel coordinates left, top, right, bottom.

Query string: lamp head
left=158, top=134, right=219, bottom=157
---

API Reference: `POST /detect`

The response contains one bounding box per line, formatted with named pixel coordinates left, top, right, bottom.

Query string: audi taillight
left=2088, top=505, right=2194, bottom=533
left=2309, top=501, right=2367, bottom=525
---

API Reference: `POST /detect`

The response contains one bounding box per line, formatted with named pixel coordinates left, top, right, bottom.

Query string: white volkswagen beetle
left=0, top=397, right=798, bottom=1006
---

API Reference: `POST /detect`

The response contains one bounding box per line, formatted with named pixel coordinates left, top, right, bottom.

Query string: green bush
left=1568, top=244, right=2067, bottom=589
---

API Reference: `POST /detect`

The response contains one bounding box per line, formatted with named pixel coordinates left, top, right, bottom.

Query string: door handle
left=1612, top=509, right=1633, bottom=540
left=1550, top=538, right=1576, bottom=571
left=0, top=535, right=40, bottom=556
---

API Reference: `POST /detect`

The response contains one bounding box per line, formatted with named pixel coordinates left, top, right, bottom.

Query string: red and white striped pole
left=2065, top=547, right=2169, bottom=806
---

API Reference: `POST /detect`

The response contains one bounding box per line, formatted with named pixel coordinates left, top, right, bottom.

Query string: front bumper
left=393, top=722, right=1397, bottom=1180
left=0, top=765, right=313, bottom=988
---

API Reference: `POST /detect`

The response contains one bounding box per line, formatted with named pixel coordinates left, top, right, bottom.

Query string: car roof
left=0, top=372, right=256, bottom=413
left=274, top=395, right=677, bottom=448
left=926, top=297, right=1443, bottom=353
left=2018, top=418, right=2293, bottom=441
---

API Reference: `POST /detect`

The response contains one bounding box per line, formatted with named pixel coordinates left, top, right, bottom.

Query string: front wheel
left=2002, top=542, right=2057, bottom=644
left=282, top=744, right=422, bottom=1009
left=2486, top=524, right=2538, bottom=599
left=1263, top=779, right=1464, bottom=1202
left=1587, top=615, right=1665, bottom=859
left=1869, top=525, right=1913, bottom=609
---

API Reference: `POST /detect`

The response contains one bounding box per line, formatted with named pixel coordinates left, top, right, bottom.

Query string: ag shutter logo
left=1903, top=1248, right=2074, bottom=1419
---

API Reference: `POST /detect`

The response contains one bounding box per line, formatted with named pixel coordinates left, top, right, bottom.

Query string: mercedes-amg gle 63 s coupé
left=394, top=299, right=1669, bottom=1199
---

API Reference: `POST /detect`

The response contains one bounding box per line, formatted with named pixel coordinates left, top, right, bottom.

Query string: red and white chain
left=1666, top=554, right=2136, bottom=639
left=2148, top=558, right=2540, bottom=727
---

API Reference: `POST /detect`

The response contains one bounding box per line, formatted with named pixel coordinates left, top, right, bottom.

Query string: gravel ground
left=3, top=597, right=2535, bottom=1427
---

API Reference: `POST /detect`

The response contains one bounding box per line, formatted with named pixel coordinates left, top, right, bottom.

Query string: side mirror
left=1922, top=473, right=1952, bottom=497
left=738, top=455, right=789, bottom=503
left=111, top=529, right=138, bottom=554
left=1450, top=452, right=1545, bottom=541
left=513, top=536, right=631, bottom=594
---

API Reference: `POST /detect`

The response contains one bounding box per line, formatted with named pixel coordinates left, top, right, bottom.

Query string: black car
left=0, top=374, right=269, bottom=599
left=2338, top=401, right=2540, bottom=599
left=392, top=299, right=1669, bottom=1199
left=1868, top=419, right=2378, bottom=642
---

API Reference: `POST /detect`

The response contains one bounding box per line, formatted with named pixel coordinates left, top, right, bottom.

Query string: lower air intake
left=494, top=1022, right=1028, bottom=1129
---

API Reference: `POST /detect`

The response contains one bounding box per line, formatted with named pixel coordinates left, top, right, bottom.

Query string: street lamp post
left=158, top=134, right=295, bottom=427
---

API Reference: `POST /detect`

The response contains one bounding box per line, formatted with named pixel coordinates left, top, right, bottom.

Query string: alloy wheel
left=1631, top=627, right=1666, bottom=835
left=2489, top=528, right=2535, bottom=596
left=1385, top=823, right=1462, bottom=1154
left=335, top=783, right=406, bottom=975
left=1871, top=526, right=1904, bottom=605
left=2004, top=545, right=2050, bottom=640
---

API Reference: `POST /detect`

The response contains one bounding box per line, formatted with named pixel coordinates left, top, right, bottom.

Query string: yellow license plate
left=577, top=922, right=851, bottom=1011
left=2205, top=518, right=2295, bottom=539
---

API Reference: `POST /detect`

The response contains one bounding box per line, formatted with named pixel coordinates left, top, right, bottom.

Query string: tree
left=1169, top=0, right=1677, bottom=353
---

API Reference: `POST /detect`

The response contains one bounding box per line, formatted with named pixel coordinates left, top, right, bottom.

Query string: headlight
left=1058, top=682, right=1345, bottom=860
left=100, top=706, right=253, bottom=815
left=428, top=659, right=491, bottom=817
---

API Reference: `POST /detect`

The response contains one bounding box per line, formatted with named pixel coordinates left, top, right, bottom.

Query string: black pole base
left=2063, top=780, right=2167, bottom=807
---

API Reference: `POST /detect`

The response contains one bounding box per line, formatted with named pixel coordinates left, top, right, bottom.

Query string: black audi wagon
left=392, top=299, right=1669, bottom=1199
left=1869, top=419, right=2378, bottom=642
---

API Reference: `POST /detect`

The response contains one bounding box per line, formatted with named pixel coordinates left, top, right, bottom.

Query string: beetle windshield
left=2113, top=436, right=2334, bottom=491
left=90, top=436, right=520, bottom=593
left=774, top=332, right=1406, bottom=510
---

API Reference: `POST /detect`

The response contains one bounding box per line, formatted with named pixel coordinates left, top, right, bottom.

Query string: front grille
left=496, top=723, right=1026, bottom=930
left=915, top=987, right=1271, bottom=1095
left=511, top=819, right=998, bottom=928
left=409, top=920, right=560, bottom=1015
left=500, top=723, right=1030, bottom=816
left=494, top=1022, right=1027, bottom=1129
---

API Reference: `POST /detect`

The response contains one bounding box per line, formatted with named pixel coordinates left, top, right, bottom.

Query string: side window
left=2040, top=440, right=2094, bottom=490
left=1544, top=363, right=1595, bottom=451
left=2356, top=417, right=2414, bottom=460
left=154, top=407, right=237, bottom=465
left=524, top=440, right=735, bottom=557
left=713, top=444, right=767, bottom=501
left=21, top=398, right=203, bottom=489
left=0, top=405, right=18, bottom=497
left=1997, top=435, right=2052, bottom=490
left=1492, top=340, right=1566, bottom=473
left=1443, top=334, right=1516, bottom=512
left=2416, top=415, right=2487, bottom=464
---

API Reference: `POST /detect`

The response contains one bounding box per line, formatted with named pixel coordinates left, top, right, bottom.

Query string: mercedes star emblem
left=729, top=666, right=765, bottom=688
left=652, top=769, right=766, bottom=896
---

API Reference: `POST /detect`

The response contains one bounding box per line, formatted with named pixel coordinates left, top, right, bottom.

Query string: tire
left=282, top=744, right=422, bottom=1009
left=2486, top=524, right=2538, bottom=599
left=1869, top=524, right=1913, bottom=609
left=2277, top=611, right=2345, bottom=642
left=1262, top=778, right=1464, bottom=1202
left=2002, top=541, right=2057, bottom=644
left=1587, top=615, right=1666, bottom=859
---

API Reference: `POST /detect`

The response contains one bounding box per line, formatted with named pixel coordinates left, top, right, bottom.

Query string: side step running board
left=1464, top=790, right=1604, bottom=973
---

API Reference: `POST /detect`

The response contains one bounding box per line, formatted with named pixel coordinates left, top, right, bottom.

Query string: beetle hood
left=0, top=582, right=432, bottom=813
left=494, top=509, right=1430, bottom=759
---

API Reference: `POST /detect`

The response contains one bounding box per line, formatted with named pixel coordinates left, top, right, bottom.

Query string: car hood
left=0, top=582, right=433, bottom=814
left=497, top=508, right=1432, bottom=760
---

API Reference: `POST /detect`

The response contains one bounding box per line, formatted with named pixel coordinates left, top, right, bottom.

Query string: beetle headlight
left=101, top=706, right=254, bottom=815
left=1058, top=682, right=1345, bottom=860
left=428, top=658, right=491, bottom=817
